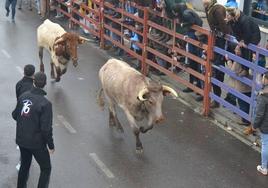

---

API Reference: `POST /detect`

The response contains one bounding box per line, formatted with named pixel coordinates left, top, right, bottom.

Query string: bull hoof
left=55, top=77, right=61, bottom=82
left=135, top=147, right=143, bottom=154
left=139, top=126, right=146, bottom=133
left=73, top=63, right=78, bottom=67
left=116, top=126, right=124, bottom=133
left=109, top=119, right=116, bottom=127
left=51, top=73, right=55, bottom=79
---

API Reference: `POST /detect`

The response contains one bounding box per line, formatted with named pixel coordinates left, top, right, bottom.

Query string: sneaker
left=16, top=162, right=21, bottom=171
left=210, top=101, right=220, bottom=108
left=243, top=127, right=256, bottom=135
left=12, top=18, right=15, bottom=23
left=55, top=13, right=64, bottom=18
left=195, top=95, right=203, bottom=102
left=257, top=165, right=268, bottom=175
left=6, top=10, right=9, bottom=17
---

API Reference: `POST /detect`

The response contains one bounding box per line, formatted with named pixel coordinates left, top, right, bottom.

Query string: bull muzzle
left=154, top=115, right=165, bottom=124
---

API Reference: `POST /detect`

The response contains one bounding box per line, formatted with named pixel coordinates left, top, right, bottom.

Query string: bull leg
left=124, top=109, right=143, bottom=153
left=109, top=111, right=116, bottom=127
left=55, top=66, right=61, bottom=82
left=108, top=101, right=124, bottom=132
left=134, top=128, right=143, bottom=154
left=139, top=125, right=154, bottom=134
left=50, top=62, right=55, bottom=79
left=39, top=47, right=44, bottom=72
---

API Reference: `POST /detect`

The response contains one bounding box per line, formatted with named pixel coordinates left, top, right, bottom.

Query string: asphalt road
left=0, top=2, right=268, bottom=188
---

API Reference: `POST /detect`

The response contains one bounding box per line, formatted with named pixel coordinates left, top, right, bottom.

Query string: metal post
left=141, top=8, right=149, bottom=75
left=99, top=0, right=105, bottom=49
left=203, top=32, right=214, bottom=116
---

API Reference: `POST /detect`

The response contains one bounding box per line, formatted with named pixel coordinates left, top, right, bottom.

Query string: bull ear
left=78, top=36, right=90, bottom=44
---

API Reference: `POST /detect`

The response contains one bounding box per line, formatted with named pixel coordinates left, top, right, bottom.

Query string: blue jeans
left=5, top=0, right=17, bottom=19
left=261, top=133, right=268, bottom=169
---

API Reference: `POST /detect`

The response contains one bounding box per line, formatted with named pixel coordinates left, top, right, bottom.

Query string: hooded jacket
left=229, top=11, right=261, bottom=45
left=205, top=0, right=231, bottom=34
left=12, top=87, right=54, bottom=150
left=253, top=85, right=268, bottom=134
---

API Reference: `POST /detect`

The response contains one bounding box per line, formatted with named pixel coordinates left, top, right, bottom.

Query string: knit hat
left=34, top=72, right=47, bottom=88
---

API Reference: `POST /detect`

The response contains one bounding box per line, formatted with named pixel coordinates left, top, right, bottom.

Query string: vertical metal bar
left=99, top=0, right=105, bottom=49
left=142, top=8, right=149, bottom=75
left=203, top=31, right=214, bottom=116
left=250, top=51, right=259, bottom=121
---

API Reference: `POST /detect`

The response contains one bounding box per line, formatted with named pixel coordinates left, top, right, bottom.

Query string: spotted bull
left=37, top=19, right=89, bottom=82
left=97, top=58, right=178, bottom=153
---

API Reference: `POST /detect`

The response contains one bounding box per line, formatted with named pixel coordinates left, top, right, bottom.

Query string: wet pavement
left=0, top=2, right=268, bottom=188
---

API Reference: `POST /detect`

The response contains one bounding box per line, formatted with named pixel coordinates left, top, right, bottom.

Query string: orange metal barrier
left=55, top=0, right=101, bottom=39
left=145, top=9, right=214, bottom=115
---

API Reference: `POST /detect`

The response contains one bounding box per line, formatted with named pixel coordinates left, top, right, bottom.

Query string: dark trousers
left=17, top=146, right=51, bottom=188
left=238, top=92, right=251, bottom=123
left=5, top=0, right=17, bottom=19
left=188, top=31, right=202, bottom=88
left=212, top=37, right=226, bottom=97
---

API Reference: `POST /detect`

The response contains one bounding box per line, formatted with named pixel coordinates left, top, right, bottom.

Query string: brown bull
left=37, top=19, right=89, bottom=82
left=98, top=58, right=178, bottom=153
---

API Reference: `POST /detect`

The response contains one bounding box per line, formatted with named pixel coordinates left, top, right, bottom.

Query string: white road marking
left=57, top=115, right=77, bottom=134
left=89, top=153, right=115, bottom=178
left=16, top=66, right=23, bottom=75
left=1, top=49, right=11, bottom=58
left=77, top=77, right=84, bottom=80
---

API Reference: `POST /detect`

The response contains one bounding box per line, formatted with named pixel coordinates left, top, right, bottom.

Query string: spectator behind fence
left=225, top=45, right=251, bottom=126
left=172, top=3, right=204, bottom=102
left=202, top=0, right=231, bottom=108
left=226, top=7, right=261, bottom=67
left=252, top=72, right=268, bottom=176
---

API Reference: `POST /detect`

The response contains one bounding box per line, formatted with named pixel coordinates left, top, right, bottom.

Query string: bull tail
left=97, top=88, right=105, bottom=111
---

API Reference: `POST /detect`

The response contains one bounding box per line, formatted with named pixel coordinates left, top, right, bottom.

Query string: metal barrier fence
left=213, top=36, right=268, bottom=123
left=57, top=0, right=268, bottom=123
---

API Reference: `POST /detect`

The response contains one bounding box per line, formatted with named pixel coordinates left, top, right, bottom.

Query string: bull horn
left=138, top=88, right=149, bottom=101
left=55, top=37, right=64, bottom=44
left=79, top=36, right=90, bottom=41
left=162, top=85, right=178, bottom=98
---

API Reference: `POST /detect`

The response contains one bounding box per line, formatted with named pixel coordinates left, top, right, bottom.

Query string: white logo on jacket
left=21, top=100, right=32, bottom=116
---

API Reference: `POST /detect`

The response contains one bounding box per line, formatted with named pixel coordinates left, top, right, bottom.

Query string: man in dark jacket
left=15, top=64, right=35, bottom=171
left=253, top=72, right=268, bottom=176
left=12, top=72, right=54, bottom=188
left=172, top=3, right=204, bottom=101
left=226, top=7, right=261, bottom=61
left=16, top=64, right=35, bottom=100
left=203, top=0, right=231, bottom=108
